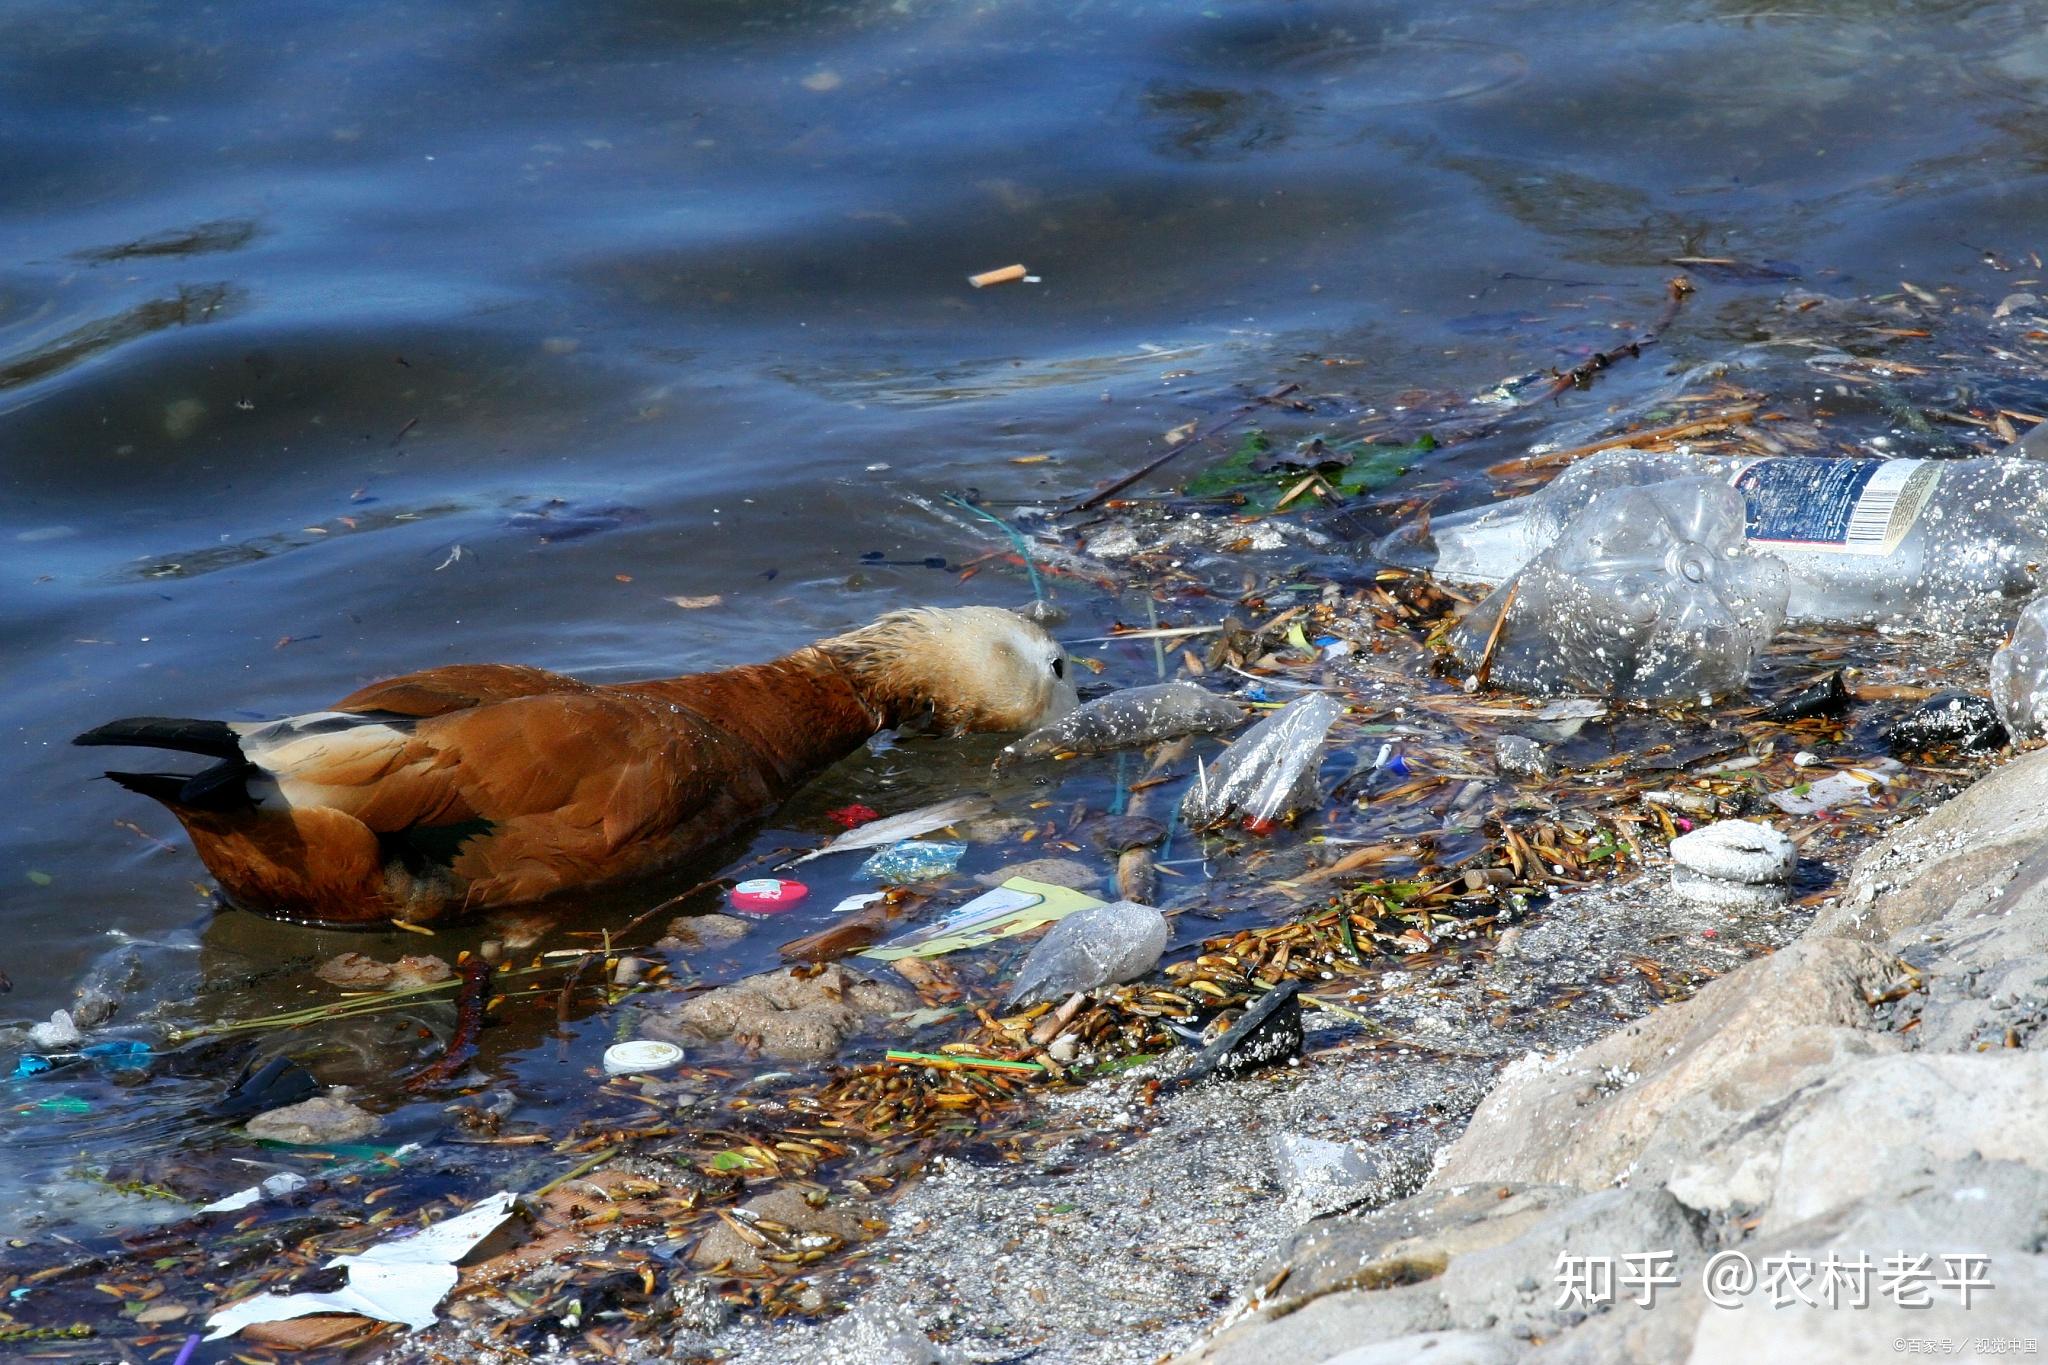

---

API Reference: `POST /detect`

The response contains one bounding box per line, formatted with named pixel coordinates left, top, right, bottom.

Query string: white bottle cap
left=602, top=1040, right=685, bottom=1076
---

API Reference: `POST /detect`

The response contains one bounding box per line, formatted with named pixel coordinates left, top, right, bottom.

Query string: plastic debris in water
left=200, top=1171, right=309, bottom=1213
left=861, top=878, right=1104, bottom=962
left=728, top=878, right=809, bottom=916
left=826, top=804, right=881, bottom=829
left=206, top=1056, right=318, bottom=1119
left=1183, top=982, right=1304, bottom=1081
left=80, top=1039, right=151, bottom=1072
left=787, top=795, right=992, bottom=865
left=1449, top=477, right=1789, bottom=703
left=1767, top=759, right=1903, bottom=815
left=1888, top=690, right=2007, bottom=755
left=858, top=840, right=966, bottom=884
left=1181, top=693, right=1341, bottom=830
left=27, top=1010, right=82, bottom=1051
left=602, top=1040, right=684, bottom=1076
left=1381, top=447, right=2048, bottom=630
left=997, top=681, right=1243, bottom=765
left=1004, top=900, right=1170, bottom=1006
left=1991, top=597, right=2048, bottom=741
left=204, top=1191, right=519, bottom=1339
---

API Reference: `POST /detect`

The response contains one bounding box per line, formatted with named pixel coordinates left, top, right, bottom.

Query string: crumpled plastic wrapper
left=998, top=681, right=1243, bottom=765
left=1181, top=693, right=1341, bottom=828
left=1450, top=477, right=1789, bottom=704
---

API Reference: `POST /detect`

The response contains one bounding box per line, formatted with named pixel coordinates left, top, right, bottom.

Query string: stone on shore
left=642, top=963, right=913, bottom=1060
left=1172, top=744, right=2048, bottom=1365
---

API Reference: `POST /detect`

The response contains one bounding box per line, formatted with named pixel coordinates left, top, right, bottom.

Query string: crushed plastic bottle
left=1990, top=596, right=2048, bottom=741
left=1448, top=476, right=1789, bottom=703
left=1379, top=447, right=2048, bottom=630
left=1181, top=692, right=1341, bottom=830
left=1004, top=900, right=1170, bottom=1006
left=997, top=681, right=1243, bottom=765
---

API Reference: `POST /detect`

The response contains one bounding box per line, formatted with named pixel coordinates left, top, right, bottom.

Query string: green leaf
left=26, top=870, right=52, bottom=887
left=709, top=1151, right=757, bottom=1172
left=1180, top=431, right=1273, bottom=497
left=1181, top=431, right=1431, bottom=512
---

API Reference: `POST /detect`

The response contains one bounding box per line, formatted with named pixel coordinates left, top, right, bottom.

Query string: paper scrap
left=860, top=878, right=1104, bottom=962
left=1768, top=760, right=1903, bottom=815
left=205, top=1191, right=516, bottom=1339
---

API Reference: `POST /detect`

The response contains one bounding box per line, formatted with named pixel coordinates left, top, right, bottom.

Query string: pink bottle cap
left=728, top=878, right=809, bottom=916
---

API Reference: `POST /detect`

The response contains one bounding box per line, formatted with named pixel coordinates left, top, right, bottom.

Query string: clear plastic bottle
left=1377, top=448, right=2048, bottom=629
left=1447, top=476, right=1789, bottom=703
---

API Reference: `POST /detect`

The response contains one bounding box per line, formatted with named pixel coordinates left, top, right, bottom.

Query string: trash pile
left=9, top=274, right=2048, bottom=1363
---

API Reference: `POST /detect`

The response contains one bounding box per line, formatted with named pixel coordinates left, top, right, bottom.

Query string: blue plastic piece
left=12, top=1055, right=53, bottom=1079
left=82, top=1040, right=152, bottom=1072
left=859, top=839, right=967, bottom=884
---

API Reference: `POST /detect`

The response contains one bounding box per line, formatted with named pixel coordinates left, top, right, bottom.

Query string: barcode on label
left=1732, top=457, right=1935, bottom=557
left=1843, top=461, right=1916, bottom=548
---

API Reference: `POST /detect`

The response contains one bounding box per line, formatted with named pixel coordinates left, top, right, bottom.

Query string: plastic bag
left=1449, top=477, right=1789, bottom=703
left=1181, top=693, right=1341, bottom=829
left=998, top=682, right=1242, bottom=765
left=1004, top=900, right=1169, bottom=1006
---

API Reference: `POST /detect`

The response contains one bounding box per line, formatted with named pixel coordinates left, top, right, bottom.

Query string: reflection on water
left=6, top=0, right=2048, bottom=1238
left=0, top=283, right=237, bottom=396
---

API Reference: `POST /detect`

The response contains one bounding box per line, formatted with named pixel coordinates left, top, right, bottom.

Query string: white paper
left=205, top=1191, right=516, bottom=1339
left=785, top=795, right=992, bottom=864
left=1768, top=760, right=1902, bottom=815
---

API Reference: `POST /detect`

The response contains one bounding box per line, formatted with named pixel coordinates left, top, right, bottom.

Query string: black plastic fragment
left=1887, top=690, right=2008, bottom=756
left=206, top=1055, right=318, bottom=1119
left=1182, top=982, right=1303, bottom=1082
left=1756, top=670, right=1853, bottom=722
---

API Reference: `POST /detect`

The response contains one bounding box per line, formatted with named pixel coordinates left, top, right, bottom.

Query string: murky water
left=6, top=0, right=2048, bottom=1307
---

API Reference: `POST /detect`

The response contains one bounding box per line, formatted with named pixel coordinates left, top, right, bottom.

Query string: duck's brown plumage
left=77, top=608, right=1075, bottom=927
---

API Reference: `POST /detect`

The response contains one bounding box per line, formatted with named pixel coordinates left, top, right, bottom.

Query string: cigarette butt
left=969, top=264, right=1028, bottom=289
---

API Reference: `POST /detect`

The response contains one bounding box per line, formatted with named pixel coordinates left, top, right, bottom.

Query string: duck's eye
left=1052, top=656, right=1065, bottom=679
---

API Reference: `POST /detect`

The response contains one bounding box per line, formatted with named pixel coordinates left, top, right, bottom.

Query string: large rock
left=644, top=964, right=914, bottom=1060
left=1185, top=1183, right=1704, bottom=1364
left=1668, top=1051, right=2048, bottom=1231
left=1817, top=745, right=2048, bottom=940
left=1430, top=936, right=1903, bottom=1191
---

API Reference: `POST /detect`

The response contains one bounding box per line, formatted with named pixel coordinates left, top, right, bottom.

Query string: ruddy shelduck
left=77, top=606, right=1078, bottom=928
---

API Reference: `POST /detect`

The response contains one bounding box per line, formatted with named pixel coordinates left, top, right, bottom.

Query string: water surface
left=6, top=0, right=2048, bottom=1235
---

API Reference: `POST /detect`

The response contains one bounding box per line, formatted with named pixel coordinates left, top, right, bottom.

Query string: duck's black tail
left=74, top=716, right=242, bottom=759
left=78, top=718, right=252, bottom=808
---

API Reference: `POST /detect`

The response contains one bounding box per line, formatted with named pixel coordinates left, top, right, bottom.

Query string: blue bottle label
left=1732, top=458, right=1936, bottom=556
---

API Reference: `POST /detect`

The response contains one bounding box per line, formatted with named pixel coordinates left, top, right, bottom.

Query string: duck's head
left=820, top=606, right=1079, bottom=734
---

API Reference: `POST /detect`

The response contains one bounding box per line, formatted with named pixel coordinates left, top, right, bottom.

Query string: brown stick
left=1424, top=276, right=1697, bottom=451
left=407, top=956, right=492, bottom=1090
left=1472, top=581, right=1519, bottom=691
left=1528, top=276, right=1694, bottom=405
left=1485, top=406, right=1759, bottom=478
left=1064, top=382, right=1301, bottom=513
